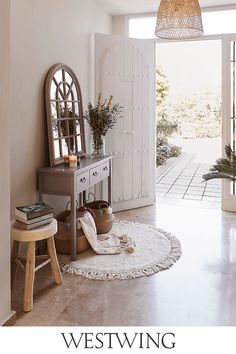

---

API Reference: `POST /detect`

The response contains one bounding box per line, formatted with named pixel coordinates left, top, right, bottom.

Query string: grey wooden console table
left=38, top=155, right=112, bottom=260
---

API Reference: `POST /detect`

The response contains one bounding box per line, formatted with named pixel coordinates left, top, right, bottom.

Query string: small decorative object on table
left=84, top=94, right=122, bottom=157
left=15, top=202, right=54, bottom=230
left=69, top=154, right=77, bottom=168
left=64, top=155, right=70, bottom=165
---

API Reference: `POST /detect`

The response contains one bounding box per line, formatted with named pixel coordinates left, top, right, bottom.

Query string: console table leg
left=70, top=183, right=77, bottom=261
left=79, top=193, right=83, bottom=207
left=83, top=191, right=87, bottom=205
left=108, top=159, right=112, bottom=204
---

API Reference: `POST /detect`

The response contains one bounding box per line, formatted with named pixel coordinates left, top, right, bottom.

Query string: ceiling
left=97, top=0, right=236, bottom=15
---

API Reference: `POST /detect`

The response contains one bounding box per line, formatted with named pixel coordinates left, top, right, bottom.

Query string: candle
left=64, top=155, right=70, bottom=165
left=69, top=155, right=77, bottom=168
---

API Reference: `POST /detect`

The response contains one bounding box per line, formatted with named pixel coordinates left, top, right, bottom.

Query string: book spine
left=26, top=209, right=53, bottom=220
left=15, top=213, right=54, bottom=224
left=16, top=219, right=53, bottom=230
left=27, top=220, right=52, bottom=230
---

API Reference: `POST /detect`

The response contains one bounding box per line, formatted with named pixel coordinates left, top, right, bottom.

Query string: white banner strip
left=0, top=327, right=235, bottom=353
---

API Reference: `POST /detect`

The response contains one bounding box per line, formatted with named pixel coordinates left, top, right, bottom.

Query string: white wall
left=10, top=0, right=112, bottom=217
left=0, top=0, right=12, bottom=325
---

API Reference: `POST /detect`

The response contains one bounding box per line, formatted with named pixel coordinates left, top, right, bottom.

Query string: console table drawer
left=77, top=171, right=89, bottom=193
left=101, top=162, right=110, bottom=178
left=41, top=175, right=71, bottom=195
left=90, top=167, right=101, bottom=185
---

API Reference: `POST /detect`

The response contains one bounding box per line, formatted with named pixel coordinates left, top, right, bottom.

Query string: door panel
left=95, top=34, right=156, bottom=212
left=222, top=37, right=236, bottom=211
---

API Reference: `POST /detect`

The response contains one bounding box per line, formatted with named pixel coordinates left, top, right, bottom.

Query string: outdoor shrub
left=195, top=123, right=221, bottom=138
left=157, top=116, right=179, bottom=138
left=170, top=145, right=182, bottom=157
left=156, top=111, right=182, bottom=166
left=156, top=137, right=182, bottom=166
left=158, top=97, right=222, bottom=140
left=156, top=66, right=169, bottom=106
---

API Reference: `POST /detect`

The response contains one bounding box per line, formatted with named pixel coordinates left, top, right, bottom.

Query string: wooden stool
left=11, top=219, right=62, bottom=312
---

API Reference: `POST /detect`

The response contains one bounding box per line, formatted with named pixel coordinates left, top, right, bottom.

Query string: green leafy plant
left=156, top=65, right=169, bottom=106
left=84, top=94, right=123, bottom=153
left=156, top=66, right=181, bottom=166
left=156, top=112, right=181, bottom=166
left=157, top=115, right=179, bottom=138
left=203, top=145, right=236, bottom=182
left=156, top=137, right=182, bottom=166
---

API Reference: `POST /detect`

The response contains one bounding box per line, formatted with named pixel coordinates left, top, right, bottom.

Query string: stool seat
left=11, top=218, right=62, bottom=312
left=12, top=219, right=57, bottom=242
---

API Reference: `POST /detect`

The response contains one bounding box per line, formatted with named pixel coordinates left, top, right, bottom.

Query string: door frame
left=221, top=35, right=236, bottom=211
left=154, top=33, right=236, bottom=211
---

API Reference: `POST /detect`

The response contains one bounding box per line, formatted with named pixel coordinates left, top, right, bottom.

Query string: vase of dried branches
left=84, top=94, right=122, bottom=158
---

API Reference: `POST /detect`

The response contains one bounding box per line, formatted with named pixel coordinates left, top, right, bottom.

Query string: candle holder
left=64, top=155, right=70, bottom=165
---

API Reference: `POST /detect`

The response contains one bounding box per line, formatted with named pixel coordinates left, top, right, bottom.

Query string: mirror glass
left=45, top=64, right=86, bottom=166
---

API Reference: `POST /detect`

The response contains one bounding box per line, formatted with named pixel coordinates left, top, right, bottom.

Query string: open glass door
left=222, top=36, right=236, bottom=211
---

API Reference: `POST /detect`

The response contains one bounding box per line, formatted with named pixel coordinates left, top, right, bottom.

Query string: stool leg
left=11, top=240, right=20, bottom=290
left=23, top=241, right=35, bottom=312
left=47, top=237, right=63, bottom=285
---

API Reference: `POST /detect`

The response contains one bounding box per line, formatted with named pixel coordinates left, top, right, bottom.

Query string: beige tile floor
left=12, top=202, right=236, bottom=326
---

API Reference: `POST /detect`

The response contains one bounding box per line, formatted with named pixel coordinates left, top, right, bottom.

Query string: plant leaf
left=203, top=172, right=236, bottom=182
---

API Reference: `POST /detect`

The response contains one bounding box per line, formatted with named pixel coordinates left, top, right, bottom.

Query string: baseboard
left=1, top=311, right=16, bottom=326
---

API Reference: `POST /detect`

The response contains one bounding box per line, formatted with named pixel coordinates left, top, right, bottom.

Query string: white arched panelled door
left=95, top=34, right=156, bottom=212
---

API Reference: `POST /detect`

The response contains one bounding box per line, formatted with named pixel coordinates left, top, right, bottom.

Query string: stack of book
left=15, top=202, right=54, bottom=230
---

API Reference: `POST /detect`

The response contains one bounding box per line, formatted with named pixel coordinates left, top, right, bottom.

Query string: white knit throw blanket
left=78, top=212, right=122, bottom=255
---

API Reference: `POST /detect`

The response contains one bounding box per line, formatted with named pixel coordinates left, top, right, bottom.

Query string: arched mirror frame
left=45, top=63, right=86, bottom=167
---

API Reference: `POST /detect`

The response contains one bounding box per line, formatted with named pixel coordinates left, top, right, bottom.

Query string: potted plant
left=84, top=94, right=122, bottom=157
left=203, top=145, right=236, bottom=182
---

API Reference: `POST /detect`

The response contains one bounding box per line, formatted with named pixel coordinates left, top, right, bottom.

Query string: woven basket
left=84, top=193, right=115, bottom=234
left=55, top=221, right=90, bottom=255
left=55, top=201, right=90, bottom=255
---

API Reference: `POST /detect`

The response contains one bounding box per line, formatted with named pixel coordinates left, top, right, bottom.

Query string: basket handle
left=98, top=202, right=109, bottom=209
left=86, top=192, right=96, bottom=203
left=66, top=200, right=79, bottom=212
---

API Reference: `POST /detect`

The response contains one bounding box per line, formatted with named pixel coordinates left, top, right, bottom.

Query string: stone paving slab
left=156, top=153, right=222, bottom=203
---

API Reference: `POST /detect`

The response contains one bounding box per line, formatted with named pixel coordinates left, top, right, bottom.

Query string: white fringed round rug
left=59, top=220, right=182, bottom=281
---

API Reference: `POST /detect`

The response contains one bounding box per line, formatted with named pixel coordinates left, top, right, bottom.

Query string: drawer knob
left=93, top=171, right=98, bottom=177
left=103, top=166, right=108, bottom=171
left=80, top=177, right=86, bottom=183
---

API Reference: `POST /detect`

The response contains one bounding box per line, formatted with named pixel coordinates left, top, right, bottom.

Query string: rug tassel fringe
left=59, top=219, right=182, bottom=281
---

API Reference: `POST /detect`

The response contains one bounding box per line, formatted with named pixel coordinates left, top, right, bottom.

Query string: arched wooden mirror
left=45, top=63, right=86, bottom=166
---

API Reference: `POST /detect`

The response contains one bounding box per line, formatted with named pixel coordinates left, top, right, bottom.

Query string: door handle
left=93, top=171, right=98, bottom=177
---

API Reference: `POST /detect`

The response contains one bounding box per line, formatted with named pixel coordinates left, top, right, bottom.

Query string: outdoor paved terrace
left=156, top=153, right=222, bottom=204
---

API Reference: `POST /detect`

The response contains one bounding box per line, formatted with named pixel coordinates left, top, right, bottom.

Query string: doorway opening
left=156, top=40, right=222, bottom=206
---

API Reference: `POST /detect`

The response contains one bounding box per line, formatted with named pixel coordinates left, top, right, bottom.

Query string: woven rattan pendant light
left=155, top=0, right=204, bottom=40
